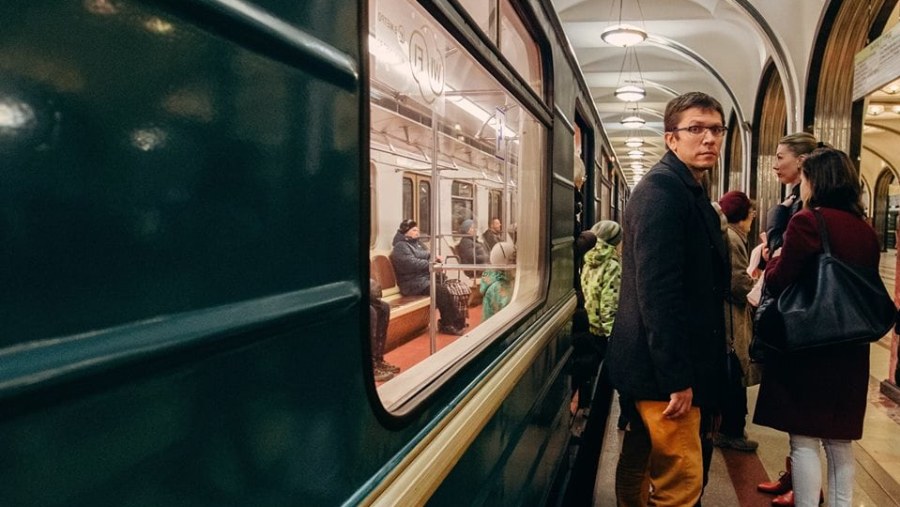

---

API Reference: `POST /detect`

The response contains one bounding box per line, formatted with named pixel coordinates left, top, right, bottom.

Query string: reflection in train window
left=368, top=0, right=545, bottom=411
left=451, top=181, right=474, bottom=234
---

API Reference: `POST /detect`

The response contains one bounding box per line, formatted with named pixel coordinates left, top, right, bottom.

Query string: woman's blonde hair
left=778, top=132, right=817, bottom=158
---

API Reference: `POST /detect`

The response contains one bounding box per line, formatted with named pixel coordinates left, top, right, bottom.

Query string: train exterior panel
left=0, top=0, right=622, bottom=505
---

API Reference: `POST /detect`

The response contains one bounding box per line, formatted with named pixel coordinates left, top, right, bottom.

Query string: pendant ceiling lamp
left=621, top=104, right=645, bottom=129
left=615, top=84, right=645, bottom=102
left=614, top=46, right=646, bottom=102
left=625, top=137, right=644, bottom=148
left=601, top=24, right=647, bottom=47
left=627, top=149, right=644, bottom=159
left=621, top=115, right=644, bottom=128
left=602, top=0, right=648, bottom=47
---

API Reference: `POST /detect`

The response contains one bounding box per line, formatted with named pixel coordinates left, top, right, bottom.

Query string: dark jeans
left=369, top=299, right=390, bottom=361
left=719, top=381, right=749, bottom=438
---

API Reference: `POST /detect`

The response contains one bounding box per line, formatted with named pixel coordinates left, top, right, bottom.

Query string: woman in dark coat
left=390, top=220, right=433, bottom=296
left=753, top=148, right=880, bottom=507
left=389, top=220, right=464, bottom=335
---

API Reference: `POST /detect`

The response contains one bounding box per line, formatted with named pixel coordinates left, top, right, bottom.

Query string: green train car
left=0, top=0, right=629, bottom=505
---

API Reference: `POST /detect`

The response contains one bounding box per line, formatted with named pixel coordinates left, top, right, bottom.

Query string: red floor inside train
left=379, top=303, right=484, bottom=378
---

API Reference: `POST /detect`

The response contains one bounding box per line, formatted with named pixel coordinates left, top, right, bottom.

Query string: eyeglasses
left=670, top=125, right=728, bottom=137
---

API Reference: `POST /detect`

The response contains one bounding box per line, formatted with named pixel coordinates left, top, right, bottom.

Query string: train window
left=488, top=190, right=502, bottom=225
left=454, top=0, right=543, bottom=97
left=451, top=181, right=474, bottom=233
left=455, top=0, right=495, bottom=38
left=499, top=0, right=542, bottom=96
left=369, top=0, right=546, bottom=410
left=400, top=174, right=432, bottom=238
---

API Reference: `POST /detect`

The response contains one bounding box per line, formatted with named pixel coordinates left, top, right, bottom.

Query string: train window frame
left=498, top=0, right=542, bottom=97
left=401, top=173, right=433, bottom=238
left=368, top=0, right=547, bottom=413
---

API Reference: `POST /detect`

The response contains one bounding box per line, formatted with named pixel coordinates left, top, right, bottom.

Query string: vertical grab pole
left=429, top=109, right=440, bottom=355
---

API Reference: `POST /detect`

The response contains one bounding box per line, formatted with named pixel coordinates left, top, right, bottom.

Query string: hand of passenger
left=435, top=256, right=443, bottom=263
left=662, top=388, right=693, bottom=419
left=762, top=245, right=770, bottom=262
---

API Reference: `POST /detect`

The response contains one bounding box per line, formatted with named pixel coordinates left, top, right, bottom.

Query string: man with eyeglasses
left=607, top=92, right=730, bottom=506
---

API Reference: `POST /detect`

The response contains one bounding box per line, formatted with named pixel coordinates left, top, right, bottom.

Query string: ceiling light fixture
left=868, top=104, right=885, bottom=116
left=615, top=84, right=646, bottom=102
left=621, top=116, right=645, bottom=128
left=630, top=162, right=644, bottom=170
left=601, top=25, right=647, bottom=47
left=625, top=137, right=644, bottom=148
left=613, top=45, right=646, bottom=103
left=627, top=149, right=644, bottom=159
left=601, top=0, right=648, bottom=47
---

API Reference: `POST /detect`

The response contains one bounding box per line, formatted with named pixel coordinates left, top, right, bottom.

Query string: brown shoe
left=759, top=456, right=792, bottom=495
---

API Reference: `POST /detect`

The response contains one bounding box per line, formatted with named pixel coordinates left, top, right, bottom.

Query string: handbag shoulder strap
left=811, top=209, right=833, bottom=257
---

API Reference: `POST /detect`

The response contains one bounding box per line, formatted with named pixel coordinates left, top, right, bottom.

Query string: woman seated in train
left=390, top=219, right=466, bottom=335
left=480, top=241, right=516, bottom=321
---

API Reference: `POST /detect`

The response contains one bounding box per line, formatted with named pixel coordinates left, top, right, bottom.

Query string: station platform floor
left=592, top=249, right=900, bottom=506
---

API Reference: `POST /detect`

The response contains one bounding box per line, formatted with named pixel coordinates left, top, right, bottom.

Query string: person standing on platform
left=766, top=132, right=817, bottom=254
left=755, top=131, right=818, bottom=503
left=714, top=191, right=761, bottom=452
left=754, top=147, right=878, bottom=507
left=581, top=220, right=622, bottom=340
left=607, top=91, right=730, bottom=507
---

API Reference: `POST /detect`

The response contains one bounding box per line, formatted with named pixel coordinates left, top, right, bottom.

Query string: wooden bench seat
left=370, top=252, right=430, bottom=351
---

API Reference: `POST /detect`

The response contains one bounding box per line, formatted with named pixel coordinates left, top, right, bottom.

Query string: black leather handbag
left=752, top=210, right=895, bottom=357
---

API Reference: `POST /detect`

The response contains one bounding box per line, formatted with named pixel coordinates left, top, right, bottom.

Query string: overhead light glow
left=601, top=25, right=647, bottom=47
left=868, top=104, right=885, bottom=116
left=630, top=162, right=644, bottom=170
left=625, top=137, right=643, bottom=148
left=621, top=115, right=645, bottom=129
left=615, top=85, right=645, bottom=102
left=627, top=149, right=644, bottom=159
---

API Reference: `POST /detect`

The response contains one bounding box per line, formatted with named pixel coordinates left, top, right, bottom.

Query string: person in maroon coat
left=753, top=147, right=879, bottom=507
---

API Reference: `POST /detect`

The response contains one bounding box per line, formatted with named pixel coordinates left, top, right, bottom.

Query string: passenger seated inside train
left=456, top=219, right=489, bottom=265
left=482, top=217, right=503, bottom=252
left=369, top=278, right=399, bottom=382
left=390, top=219, right=467, bottom=335
left=480, top=241, right=516, bottom=321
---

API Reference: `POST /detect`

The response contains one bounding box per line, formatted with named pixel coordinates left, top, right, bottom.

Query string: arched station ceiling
left=553, top=0, right=819, bottom=186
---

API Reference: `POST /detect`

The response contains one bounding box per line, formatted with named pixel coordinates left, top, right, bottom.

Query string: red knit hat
left=718, top=191, right=752, bottom=223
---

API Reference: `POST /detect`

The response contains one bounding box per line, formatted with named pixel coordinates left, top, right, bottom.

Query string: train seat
left=370, top=252, right=430, bottom=350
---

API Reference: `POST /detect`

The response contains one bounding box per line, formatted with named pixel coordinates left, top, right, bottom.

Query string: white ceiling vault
left=552, top=0, right=828, bottom=187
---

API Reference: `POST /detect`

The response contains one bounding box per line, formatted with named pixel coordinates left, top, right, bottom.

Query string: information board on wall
left=852, top=22, right=900, bottom=101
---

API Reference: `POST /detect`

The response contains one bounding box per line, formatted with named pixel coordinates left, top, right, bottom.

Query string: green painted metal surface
left=0, top=0, right=600, bottom=505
